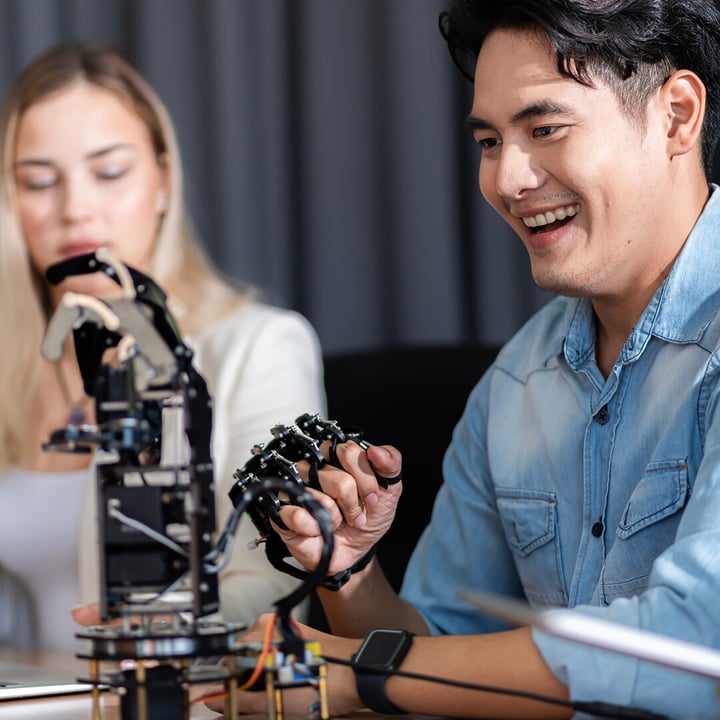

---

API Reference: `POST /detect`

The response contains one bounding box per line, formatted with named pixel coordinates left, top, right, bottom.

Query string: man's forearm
left=385, top=627, right=571, bottom=719
left=318, top=558, right=430, bottom=636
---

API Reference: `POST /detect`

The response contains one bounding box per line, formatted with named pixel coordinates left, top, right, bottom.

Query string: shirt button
left=591, top=521, right=604, bottom=537
left=595, top=405, right=610, bottom=424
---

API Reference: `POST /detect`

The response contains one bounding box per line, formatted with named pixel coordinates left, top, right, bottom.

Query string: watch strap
left=352, top=629, right=414, bottom=714
left=354, top=670, right=406, bottom=714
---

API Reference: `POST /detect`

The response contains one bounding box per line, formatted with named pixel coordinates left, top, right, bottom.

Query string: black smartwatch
left=351, top=628, right=414, bottom=714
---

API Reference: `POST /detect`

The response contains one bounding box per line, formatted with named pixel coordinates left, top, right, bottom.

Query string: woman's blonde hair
left=0, top=43, right=249, bottom=467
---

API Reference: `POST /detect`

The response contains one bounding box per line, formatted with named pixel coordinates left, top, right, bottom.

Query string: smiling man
left=221, top=2, right=720, bottom=718
left=463, top=18, right=712, bottom=377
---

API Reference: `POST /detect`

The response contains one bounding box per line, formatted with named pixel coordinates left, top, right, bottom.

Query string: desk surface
left=0, top=650, right=407, bottom=720
left=0, top=648, right=221, bottom=719
left=0, top=651, right=393, bottom=720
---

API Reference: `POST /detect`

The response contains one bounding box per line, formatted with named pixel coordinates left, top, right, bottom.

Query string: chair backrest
left=322, top=343, right=500, bottom=594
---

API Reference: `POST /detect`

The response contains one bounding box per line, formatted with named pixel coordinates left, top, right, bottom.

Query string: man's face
left=469, top=27, right=676, bottom=301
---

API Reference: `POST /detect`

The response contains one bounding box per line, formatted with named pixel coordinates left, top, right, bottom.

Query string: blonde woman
left=0, top=43, right=325, bottom=651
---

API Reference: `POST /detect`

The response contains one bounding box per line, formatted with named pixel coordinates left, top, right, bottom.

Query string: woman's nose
left=60, top=177, right=94, bottom=223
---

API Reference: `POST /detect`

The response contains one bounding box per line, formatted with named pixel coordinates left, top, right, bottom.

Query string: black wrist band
left=320, top=544, right=377, bottom=591
left=355, top=671, right=406, bottom=714
left=352, top=628, right=414, bottom=714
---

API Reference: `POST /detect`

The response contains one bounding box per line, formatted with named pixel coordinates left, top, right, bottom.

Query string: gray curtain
left=1, top=0, right=718, bottom=355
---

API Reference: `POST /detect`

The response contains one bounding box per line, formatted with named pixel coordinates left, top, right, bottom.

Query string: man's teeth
left=523, top=204, right=579, bottom=228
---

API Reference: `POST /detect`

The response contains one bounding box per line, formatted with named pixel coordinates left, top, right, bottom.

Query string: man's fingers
left=366, top=443, right=403, bottom=481
left=332, top=441, right=403, bottom=509
left=278, top=486, right=344, bottom=535
left=291, top=441, right=403, bottom=528
left=318, top=459, right=372, bottom=527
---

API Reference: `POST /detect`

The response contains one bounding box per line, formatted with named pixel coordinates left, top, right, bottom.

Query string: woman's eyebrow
left=14, top=142, right=135, bottom=168
left=84, top=142, right=135, bottom=160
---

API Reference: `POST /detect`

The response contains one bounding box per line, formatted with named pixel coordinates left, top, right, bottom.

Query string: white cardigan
left=2, top=300, right=326, bottom=646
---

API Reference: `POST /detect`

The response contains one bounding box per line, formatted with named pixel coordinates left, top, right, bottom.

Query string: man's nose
left=494, top=144, right=543, bottom=199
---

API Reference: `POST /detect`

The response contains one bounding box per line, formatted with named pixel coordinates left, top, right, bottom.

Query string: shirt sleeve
left=400, top=376, right=526, bottom=635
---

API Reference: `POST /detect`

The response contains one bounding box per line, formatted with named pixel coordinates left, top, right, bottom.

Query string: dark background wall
left=1, top=0, right=718, bottom=355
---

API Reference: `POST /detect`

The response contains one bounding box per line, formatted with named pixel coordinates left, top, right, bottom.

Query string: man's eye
left=533, top=126, right=558, bottom=138
left=477, top=137, right=499, bottom=150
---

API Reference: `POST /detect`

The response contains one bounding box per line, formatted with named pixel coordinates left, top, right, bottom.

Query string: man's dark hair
left=439, top=0, right=720, bottom=177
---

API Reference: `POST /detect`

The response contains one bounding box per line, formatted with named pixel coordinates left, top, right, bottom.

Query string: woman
left=0, top=43, right=325, bottom=652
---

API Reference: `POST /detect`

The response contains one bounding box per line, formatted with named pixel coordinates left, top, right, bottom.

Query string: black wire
left=210, top=477, right=334, bottom=618
left=322, top=656, right=670, bottom=720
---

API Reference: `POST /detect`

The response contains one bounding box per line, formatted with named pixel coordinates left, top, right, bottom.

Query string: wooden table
left=0, top=649, right=221, bottom=719
left=0, top=650, right=409, bottom=720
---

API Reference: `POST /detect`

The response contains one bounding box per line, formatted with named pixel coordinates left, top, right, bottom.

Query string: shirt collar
left=564, top=184, right=720, bottom=368
left=647, top=184, right=720, bottom=344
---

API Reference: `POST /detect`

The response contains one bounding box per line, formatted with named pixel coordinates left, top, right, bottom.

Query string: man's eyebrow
left=465, top=99, right=576, bottom=131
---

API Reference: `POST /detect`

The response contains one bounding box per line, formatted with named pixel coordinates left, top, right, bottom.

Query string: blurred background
left=1, top=0, right=718, bottom=356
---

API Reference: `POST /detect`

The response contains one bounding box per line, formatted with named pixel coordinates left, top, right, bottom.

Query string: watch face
left=357, top=629, right=413, bottom=669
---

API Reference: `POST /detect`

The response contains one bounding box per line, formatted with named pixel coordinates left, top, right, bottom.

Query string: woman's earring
left=158, top=197, right=169, bottom=213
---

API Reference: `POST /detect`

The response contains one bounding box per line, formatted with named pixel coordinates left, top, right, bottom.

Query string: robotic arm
left=42, top=249, right=216, bottom=619
left=40, top=250, right=348, bottom=719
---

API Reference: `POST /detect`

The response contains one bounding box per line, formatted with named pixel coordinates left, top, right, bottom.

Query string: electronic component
left=42, top=250, right=334, bottom=720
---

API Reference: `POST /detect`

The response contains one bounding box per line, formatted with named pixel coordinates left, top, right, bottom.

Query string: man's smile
left=521, top=203, right=580, bottom=233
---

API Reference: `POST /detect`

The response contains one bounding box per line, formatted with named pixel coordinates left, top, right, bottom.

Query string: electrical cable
left=212, top=477, right=334, bottom=622
left=107, top=502, right=189, bottom=558
left=203, top=533, right=235, bottom=574
left=236, top=612, right=277, bottom=692
left=322, top=656, right=670, bottom=720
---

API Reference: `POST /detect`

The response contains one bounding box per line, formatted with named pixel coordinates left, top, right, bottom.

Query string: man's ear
left=661, top=69, right=705, bottom=159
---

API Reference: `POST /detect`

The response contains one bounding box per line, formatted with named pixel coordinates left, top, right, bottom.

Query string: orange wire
left=235, top=612, right=277, bottom=692
left=191, top=612, right=278, bottom=705
left=191, top=690, right=226, bottom=705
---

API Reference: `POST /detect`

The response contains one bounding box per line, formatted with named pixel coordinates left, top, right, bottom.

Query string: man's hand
left=274, top=442, right=403, bottom=575
left=202, top=614, right=361, bottom=717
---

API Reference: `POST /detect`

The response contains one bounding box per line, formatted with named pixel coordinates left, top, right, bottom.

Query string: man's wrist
left=320, top=544, right=377, bottom=591
left=351, top=628, right=414, bottom=714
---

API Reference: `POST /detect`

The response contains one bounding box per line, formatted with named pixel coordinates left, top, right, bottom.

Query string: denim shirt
left=400, top=186, right=720, bottom=718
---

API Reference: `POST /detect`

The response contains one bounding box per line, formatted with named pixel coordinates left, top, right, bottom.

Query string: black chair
left=309, top=343, right=500, bottom=629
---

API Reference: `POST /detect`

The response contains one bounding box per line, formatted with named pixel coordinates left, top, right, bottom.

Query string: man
left=209, top=0, right=720, bottom=717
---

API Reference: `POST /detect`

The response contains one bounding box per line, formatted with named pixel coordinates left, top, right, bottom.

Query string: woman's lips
left=58, top=242, right=104, bottom=258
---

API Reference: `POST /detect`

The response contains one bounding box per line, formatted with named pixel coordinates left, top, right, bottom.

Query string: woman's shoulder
left=189, top=300, right=320, bottom=358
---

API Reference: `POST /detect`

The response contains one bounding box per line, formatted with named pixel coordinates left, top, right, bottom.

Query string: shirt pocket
left=496, top=488, right=567, bottom=607
left=603, top=458, right=689, bottom=603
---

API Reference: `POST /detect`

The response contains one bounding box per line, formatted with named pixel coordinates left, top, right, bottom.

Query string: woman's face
left=13, top=80, right=169, bottom=304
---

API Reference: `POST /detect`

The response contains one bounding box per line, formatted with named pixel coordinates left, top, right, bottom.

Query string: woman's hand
left=71, top=602, right=103, bottom=626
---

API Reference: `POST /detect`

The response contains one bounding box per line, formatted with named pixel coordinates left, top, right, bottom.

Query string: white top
left=0, top=300, right=326, bottom=650
left=0, top=469, right=86, bottom=651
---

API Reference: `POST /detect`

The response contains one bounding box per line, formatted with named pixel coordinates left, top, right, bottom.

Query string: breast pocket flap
left=496, top=489, right=557, bottom=557
left=616, top=459, right=688, bottom=540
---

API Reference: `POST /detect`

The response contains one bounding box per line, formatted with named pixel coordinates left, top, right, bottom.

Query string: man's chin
left=530, top=269, right=585, bottom=298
